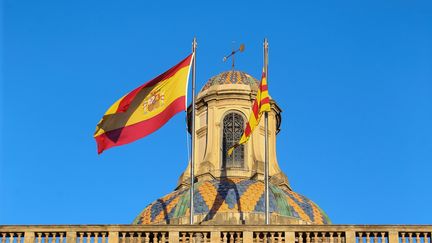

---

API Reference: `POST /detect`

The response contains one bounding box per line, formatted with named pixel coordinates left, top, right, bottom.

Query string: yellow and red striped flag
left=228, top=70, right=270, bottom=155
left=94, top=54, right=194, bottom=154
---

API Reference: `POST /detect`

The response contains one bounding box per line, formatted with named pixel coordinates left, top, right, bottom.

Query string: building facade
left=1, top=71, right=430, bottom=243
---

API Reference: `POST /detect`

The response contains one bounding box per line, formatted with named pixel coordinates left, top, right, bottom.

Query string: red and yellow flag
left=228, top=70, right=270, bottom=155
left=94, top=54, right=194, bottom=154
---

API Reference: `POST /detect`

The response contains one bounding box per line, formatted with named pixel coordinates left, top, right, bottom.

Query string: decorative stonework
left=0, top=225, right=431, bottom=243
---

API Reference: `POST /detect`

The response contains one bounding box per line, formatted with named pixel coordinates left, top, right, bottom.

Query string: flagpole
left=190, top=37, right=197, bottom=225
left=264, top=38, right=270, bottom=225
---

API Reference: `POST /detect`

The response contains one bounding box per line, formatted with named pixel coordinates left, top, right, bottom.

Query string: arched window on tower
left=222, top=112, right=245, bottom=169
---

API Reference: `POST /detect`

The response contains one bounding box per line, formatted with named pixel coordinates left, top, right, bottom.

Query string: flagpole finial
left=263, top=38, right=269, bottom=53
left=192, top=37, right=197, bottom=50
left=263, top=38, right=269, bottom=72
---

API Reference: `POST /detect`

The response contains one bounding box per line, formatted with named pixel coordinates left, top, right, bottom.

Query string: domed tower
left=133, top=70, right=330, bottom=225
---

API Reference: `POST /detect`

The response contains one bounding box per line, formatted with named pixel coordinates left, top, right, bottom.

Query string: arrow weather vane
left=223, top=43, right=245, bottom=69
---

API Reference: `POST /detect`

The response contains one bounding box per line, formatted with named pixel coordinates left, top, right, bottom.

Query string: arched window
left=222, top=112, right=245, bottom=168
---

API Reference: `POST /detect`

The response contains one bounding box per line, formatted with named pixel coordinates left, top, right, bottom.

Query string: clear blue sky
left=1, top=0, right=431, bottom=224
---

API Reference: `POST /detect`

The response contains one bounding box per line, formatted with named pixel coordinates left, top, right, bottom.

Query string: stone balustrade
left=0, top=225, right=431, bottom=243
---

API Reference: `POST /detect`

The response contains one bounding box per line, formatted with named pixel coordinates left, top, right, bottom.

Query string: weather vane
left=223, top=43, right=245, bottom=69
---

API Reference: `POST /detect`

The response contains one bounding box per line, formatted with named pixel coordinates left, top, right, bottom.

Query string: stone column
left=24, top=231, right=35, bottom=243
left=388, top=231, right=399, bottom=243
left=66, top=232, right=76, bottom=243
left=285, top=231, right=296, bottom=243
left=168, top=231, right=179, bottom=243
left=346, top=230, right=356, bottom=243
left=243, top=231, right=253, bottom=242
left=210, top=231, right=220, bottom=243
left=107, top=232, right=118, bottom=243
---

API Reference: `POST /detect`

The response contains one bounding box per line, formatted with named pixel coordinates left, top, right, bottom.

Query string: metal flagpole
left=190, top=37, right=197, bottom=225
left=264, top=38, right=270, bottom=225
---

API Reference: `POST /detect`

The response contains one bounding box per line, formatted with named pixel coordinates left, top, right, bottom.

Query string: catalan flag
left=228, top=70, right=270, bottom=155
left=94, top=54, right=194, bottom=154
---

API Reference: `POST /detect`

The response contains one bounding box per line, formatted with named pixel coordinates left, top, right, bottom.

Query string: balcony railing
left=0, top=225, right=430, bottom=243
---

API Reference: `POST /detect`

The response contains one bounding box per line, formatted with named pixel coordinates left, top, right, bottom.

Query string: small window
left=222, top=112, right=245, bottom=168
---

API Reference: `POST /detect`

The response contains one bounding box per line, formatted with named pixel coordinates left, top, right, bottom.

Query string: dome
left=133, top=179, right=330, bottom=225
left=200, top=70, right=259, bottom=92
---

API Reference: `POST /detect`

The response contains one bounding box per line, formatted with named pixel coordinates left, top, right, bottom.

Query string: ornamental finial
left=223, top=43, right=245, bottom=69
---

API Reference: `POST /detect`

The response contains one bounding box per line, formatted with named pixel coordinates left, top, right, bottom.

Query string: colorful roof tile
left=200, top=71, right=259, bottom=91
left=133, top=179, right=330, bottom=225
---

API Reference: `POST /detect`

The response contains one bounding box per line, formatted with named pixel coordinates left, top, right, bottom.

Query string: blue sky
left=1, top=0, right=431, bottom=224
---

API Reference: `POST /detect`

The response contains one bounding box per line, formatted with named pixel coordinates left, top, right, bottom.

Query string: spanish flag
left=94, top=54, right=194, bottom=154
left=228, top=70, right=270, bottom=155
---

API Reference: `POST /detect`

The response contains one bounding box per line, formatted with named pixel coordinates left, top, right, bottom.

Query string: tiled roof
left=133, top=179, right=330, bottom=225
left=200, top=71, right=259, bottom=91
